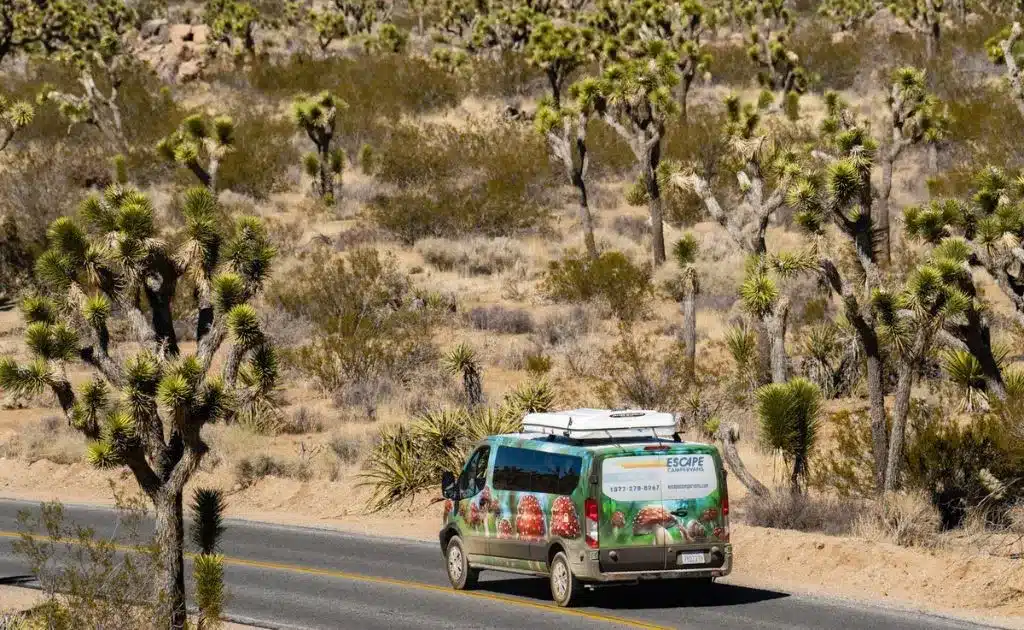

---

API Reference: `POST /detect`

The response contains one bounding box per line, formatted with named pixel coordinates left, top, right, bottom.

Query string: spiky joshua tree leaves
left=756, top=378, right=822, bottom=494
left=204, top=0, right=261, bottom=56
left=0, top=185, right=277, bottom=630
left=158, top=114, right=235, bottom=192
left=292, top=91, right=348, bottom=205
left=443, top=342, right=484, bottom=407
left=191, top=488, right=227, bottom=629
left=0, top=93, right=33, bottom=152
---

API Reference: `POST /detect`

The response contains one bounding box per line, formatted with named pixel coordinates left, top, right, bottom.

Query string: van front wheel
left=446, top=536, right=479, bottom=590
left=549, top=551, right=582, bottom=607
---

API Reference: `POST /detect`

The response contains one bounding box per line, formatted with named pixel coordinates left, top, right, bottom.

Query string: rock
left=168, top=23, right=192, bottom=44
left=191, top=24, right=211, bottom=45
left=141, top=18, right=169, bottom=43
left=177, top=59, right=204, bottom=83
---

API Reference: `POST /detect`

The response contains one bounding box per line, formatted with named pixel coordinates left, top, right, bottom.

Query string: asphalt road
left=0, top=498, right=1003, bottom=629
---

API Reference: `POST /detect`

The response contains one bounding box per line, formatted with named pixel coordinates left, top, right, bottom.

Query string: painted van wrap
left=601, top=453, right=726, bottom=546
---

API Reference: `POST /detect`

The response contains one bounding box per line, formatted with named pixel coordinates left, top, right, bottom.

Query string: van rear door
left=598, top=448, right=723, bottom=572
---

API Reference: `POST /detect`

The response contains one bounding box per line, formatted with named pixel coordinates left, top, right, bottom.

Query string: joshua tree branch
left=674, top=172, right=753, bottom=252
left=1001, top=22, right=1024, bottom=118
left=716, top=422, right=769, bottom=498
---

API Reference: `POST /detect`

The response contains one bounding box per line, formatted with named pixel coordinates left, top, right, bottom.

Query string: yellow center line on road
left=0, top=531, right=670, bottom=630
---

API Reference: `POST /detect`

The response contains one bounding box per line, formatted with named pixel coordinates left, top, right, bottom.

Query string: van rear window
left=492, top=446, right=582, bottom=495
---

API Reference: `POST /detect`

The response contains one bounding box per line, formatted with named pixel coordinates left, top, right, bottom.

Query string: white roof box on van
left=521, top=408, right=677, bottom=440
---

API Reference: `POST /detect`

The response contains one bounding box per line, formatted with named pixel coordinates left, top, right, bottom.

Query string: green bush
left=371, top=123, right=553, bottom=242
left=269, top=248, right=439, bottom=396
left=216, top=108, right=299, bottom=198
left=542, top=250, right=653, bottom=321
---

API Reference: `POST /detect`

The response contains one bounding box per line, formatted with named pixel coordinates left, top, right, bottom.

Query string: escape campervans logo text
left=666, top=456, right=705, bottom=473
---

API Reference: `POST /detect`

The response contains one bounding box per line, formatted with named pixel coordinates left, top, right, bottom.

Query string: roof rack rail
left=521, top=408, right=676, bottom=440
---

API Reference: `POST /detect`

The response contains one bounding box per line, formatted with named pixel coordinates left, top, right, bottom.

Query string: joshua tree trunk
left=765, top=298, right=790, bottom=384
left=884, top=362, right=914, bottom=493
left=464, top=366, right=483, bottom=407
left=547, top=116, right=597, bottom=260
left=717, top=422, right=769, bottom=498
left=927, top=143, right=938, bottom=173
left=876, top=152, right=896, bottom=267
left=155, top=489, right=187, bottom=630
left=644, top=159, right=666, bottom=266
left=679, top=273, right=698, bottom=380
left=754, top=319, right=773, bottom=386
left=576, top=179, right=598, bottom=260
left=319, top=144, right=334, bottom=201
left=865, top=350, right=888, bottom=489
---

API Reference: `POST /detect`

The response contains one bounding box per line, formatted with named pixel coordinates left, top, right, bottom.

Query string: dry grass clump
left=743, top=490, right=861, bottom=536
left=329, top=434, right=366, bottom=465
left=467, top=305, right=534, bottom=334
left=0, top=415, right=82, bottom=465
left=234, top=454, right=311, bottom=489
left=416, top=236, right=526, bottom=276
left=855, top=491, right=942, bottom=547
left=279, top=407, right=325, bottom=435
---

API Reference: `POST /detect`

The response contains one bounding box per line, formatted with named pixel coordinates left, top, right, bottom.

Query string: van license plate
left=677, top=552, right=705, bottom=565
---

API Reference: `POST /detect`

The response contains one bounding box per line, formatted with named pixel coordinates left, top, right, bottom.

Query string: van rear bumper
left=572, top=544, right=732, bottom=582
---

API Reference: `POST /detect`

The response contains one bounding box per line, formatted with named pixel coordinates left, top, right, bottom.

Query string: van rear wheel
left=445, top=536, right=479, bottom=590
left=549, top=551, right=582, bottom=607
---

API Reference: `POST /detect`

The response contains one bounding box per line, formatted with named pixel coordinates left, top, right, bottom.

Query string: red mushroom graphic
left=478, top=487, right=493, bottom=536
left=469, top=502, right=483, bottom=529
left=713, top=526, right=729, bottom=542
left=632, top=506, right=678, bottom=545
left=516, top=495, right=546, bottom=541
left=443, top=499, right=453, bottom=521
left=497, top=518, right=514, bottom=539
left=701, top=507, right=719, bottom=522
left=550, top=496, right=581, bottom=539
left=685, top=519, right=706, bottom=542
left=611, top=510, right=626, bottom=531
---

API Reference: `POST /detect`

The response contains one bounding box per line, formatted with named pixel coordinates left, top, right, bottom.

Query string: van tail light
left=584, top=498, right=599, bottom=549
left=722, top=487, right=730, bottom=517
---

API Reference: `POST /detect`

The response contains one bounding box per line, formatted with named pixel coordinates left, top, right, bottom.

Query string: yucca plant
left=443, top=342, right=484, bottom=407
left=360, top=424, right=430, bottom=513
left=292, top=91, right=348, bottom=205
left=668, top=234, right=700, bottom=379
left=0, top=185, right=276, bottom=630
left=190, top=488, right=226, bottom=629
left=157, top=114, right=235, bottom=191
left=0, top=93, right=33, bottom=152
left=725, top=324, right=758, bottom=389
left=942, top=349, right=988, bottom=411
left=503, top=379, right=557, bottom=415
left=756, top=377, right=822, bottom=494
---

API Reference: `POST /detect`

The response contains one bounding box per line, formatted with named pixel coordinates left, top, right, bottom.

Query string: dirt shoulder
left=2, top=462, right=1023, bottom=629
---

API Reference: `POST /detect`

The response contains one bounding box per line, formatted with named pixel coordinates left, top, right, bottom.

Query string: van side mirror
left=441, top=471, right=459, bottom=500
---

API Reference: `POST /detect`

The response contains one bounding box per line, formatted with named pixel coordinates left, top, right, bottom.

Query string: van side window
left=492, top=446, right=582, bottom=495
left=458, top=446, right=490, bottom=497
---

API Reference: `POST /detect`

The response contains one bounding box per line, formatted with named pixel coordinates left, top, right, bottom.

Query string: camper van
left=438, top=408, right=732, bottom=607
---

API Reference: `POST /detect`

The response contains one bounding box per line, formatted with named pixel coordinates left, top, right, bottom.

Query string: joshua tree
left=535, top=82, right=598, bottom=259
left=190, top=488, right=227, bottom=630
left=739, top=249, right=817, bottom=384
left=0, top=94, right=32, bottom=152
left=292, top=91, right=348, bottom=205
left=579, top=40, right=680, bottom=265
left=38, top=0, right=136, bottom=150
left=204, top=0, right=261, bottom=56
left=889, top=0, right=943, bottom=59
left=157, top=114, right=236, bottom=192
left=875, top=67, right=948, bottom=265
left=305, top=4, right=350, bottom=53
left=872, top=243, right=971, bottom=491
left=756, top=378, right=822, bottom=494
left=987, top=22, right=1024, bottom=119
left=0, top=186, right=277, bottom=630
left=444, top=342, right=484, bottom=407
left=671, top=94, right=801, bottom=259
left=818, top=0, right=878, bottom=31
left=741, top=0, right=808, bottom=108
left=525, top=19, right=592, bottom=109
left=667, top=234, right=700, bottom=379
left=0, top=0, right=82, bottom=68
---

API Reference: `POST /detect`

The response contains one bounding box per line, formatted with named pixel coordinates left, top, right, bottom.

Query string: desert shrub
left=525, top=352, right=553, bottom=375
left=611, top=216, right=651, bottom=242
left=813, top=408, right=879, bottom=497
left=270, top=248, right=440, bottom=401
left=707, top=44, right=752, bottom=87
left=469, top=52, right=543, bottom=99
left=0, top=415, right=82, bottom=465
left=0, top=216, right=35, bottom=302
left=584, top=118, right=635, bottom=179
left=13, top=499, right=159, bottom=629
left=216, top=108, right=300, bottom=198
left=742, top=490, right=860, bottom=535
left=536, top=306, right=593, bottom=347
left=280, top=407, right=325, bottom=435
left=542, top=250, right=653, bottom=321
left=855, top=492, right=941, bottom=547
left=790, top=21, right=867, bottom=91
left=415, top=236, right=526, bottom=275
left=595, top=326, right=689, bottom=409
left=468, top=305, right=534, bottom=334
left=371, top=123, right=553, bottom=243
left=234, top=455, right=292, bottom=489
left=329, top=434, right=365, bottom=465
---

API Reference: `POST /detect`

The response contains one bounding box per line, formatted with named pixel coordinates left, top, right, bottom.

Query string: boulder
left=141, top=18, right=169, bottom=43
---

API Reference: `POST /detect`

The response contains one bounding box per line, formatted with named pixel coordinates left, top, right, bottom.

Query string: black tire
left=549, top=551, right=582, bottom=607
left=445, top=536, right=479, bottom=590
